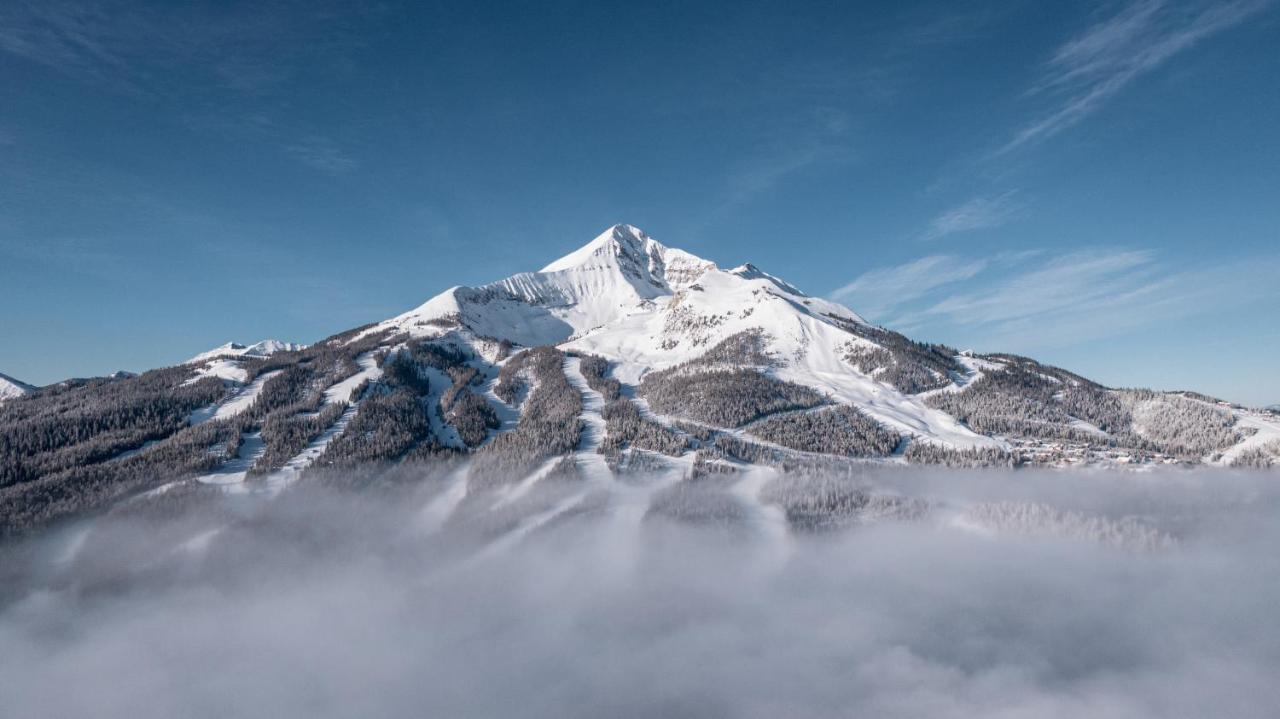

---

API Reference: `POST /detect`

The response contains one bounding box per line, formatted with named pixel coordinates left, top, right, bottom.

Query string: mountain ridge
left=196, top=223, right=1280, bottom=469
left=2, top=223, right=1277, bottom=536
left=186, top=339, right=307, bottom=365
left=0, top=373, right=35, bottom=402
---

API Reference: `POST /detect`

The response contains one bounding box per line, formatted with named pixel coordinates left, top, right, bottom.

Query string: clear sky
left=1, top=0, right=1277, bottom=405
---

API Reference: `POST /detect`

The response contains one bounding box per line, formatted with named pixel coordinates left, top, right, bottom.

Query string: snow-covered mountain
left=186, top=339, right=307, bottom=365
left=182, top=340, right=307, bottom=384
left=0, top=373, right=35, bottom=402
left=3, top=224, right=1278, bottom=538
left=372, top=224, right=982, bottom=447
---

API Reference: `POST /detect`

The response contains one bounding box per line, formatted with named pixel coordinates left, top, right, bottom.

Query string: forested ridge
left=0, top=317, right=1267, bottom=538
left=926, top=354, right=1246, bottom=458
left=0, top=326, right=396, bottom=535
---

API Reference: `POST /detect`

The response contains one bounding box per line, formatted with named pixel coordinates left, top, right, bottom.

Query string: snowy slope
left=185, top=339, right=306, bottom=365
left=0, top=372, right=35, bottom=402
left=182, top=339, right=307, bottom=386
left=365, top=224, right=992, bottom=449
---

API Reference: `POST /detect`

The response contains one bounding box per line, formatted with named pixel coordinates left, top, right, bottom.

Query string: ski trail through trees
left=562, top=356, right=612, bottom=486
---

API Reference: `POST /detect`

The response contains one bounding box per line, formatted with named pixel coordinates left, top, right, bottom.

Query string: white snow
left=323, top=351, right=382, bottom=405
left=188, top=370, right=282, bottom=426
left=476, top=362, right=522, bottom=441
left=194, top=432, right=266, bottom=486
left=562, top=356, right=613, bottom=485
left=183, top=358, right=248, bottom=385
left=353, top=223, right=1000, bottom=450
left=185, top=339, right=306, bottom=365
left=417, top=366, right=465, bottom=449
left=253, top=403, right=361, bottom=494
left=921, top=354, right=1007, bottom=400
left=0, top=372, right=35, bottom=402
left=1068, top=418, right=1109, bottom=437
left=495, top=356, right=614, bottom=510
left=1217, top=408, right=1280, bottom=465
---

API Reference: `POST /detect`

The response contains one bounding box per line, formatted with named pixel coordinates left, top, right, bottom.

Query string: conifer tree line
left=902, top=442, right=1020, bottom=468
left=685, top=329, right=775, bottom=368
left=745, top=405, right=900, bottom=457
left=437, top=352, right=500, bottom=448
left=319, top=391, right=434, bottom=466
left=637, top=330, right=827, bottom=427
left=1231, top=440, right=1280, bottom=468
left=251, top=402, right=348, bottom=474
left=925, top=354, right=1245, bottom=457
left=574, top=352, right=689, bottom=464
left=0, top=367, right=226, bottom=488
left=0, top=326, right=399, bottom=536
left=709, top=434, right=782, bottom=465
left=494, top=349, right=533, bottom=405
left=575, top=354, right=621, bottom=400
left=443, top=389, right=500, bottom=448
left=760, top=473, right=929, bottom=532
left=826, top=314, right=961, bottom=395
left=470, top=347, right=583, bottom=489
left=671, top=420, right=715, bottom=441
left=314, top=338, right=468, bottom=466
left=688, top=450, right=742, bottom=481
left=0, top=314, right=1271, bottom=537
left=0, top=416, right=245, bottom=535
left=640, top=368, right=826, bottom=427
left=600, top=398, right=690, bottom=462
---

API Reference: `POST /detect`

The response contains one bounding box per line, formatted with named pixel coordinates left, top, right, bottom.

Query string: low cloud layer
left=2, top=469, right=1279, bottom=718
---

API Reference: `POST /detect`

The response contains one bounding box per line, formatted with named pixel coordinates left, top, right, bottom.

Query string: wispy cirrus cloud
left=833, top=247, right=1280, bottom=350
left=899, top=248, right=1161, bottom=334
left=830, top=255, right=990, bottom=318
left=920, top=190, right=1024, bottom=241
left=1002, top=0, right=1271, bottom=153
left=0, top=1, right=369, bottom=173
left=0, top=234, right=136, bottom=281
left=0, top=0, right=139, bottom=90
left=285, top=136, right=358, bottom=174
left=0, top=0, right=367, bottom=93
left=712, top=107, right=856, bottom=217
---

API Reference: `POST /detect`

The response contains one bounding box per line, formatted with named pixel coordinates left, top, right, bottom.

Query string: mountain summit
left=186, top=340, right=307, bottom=365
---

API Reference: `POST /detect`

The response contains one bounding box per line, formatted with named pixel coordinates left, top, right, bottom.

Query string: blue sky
left=1, top=0, right=1277, bottom=405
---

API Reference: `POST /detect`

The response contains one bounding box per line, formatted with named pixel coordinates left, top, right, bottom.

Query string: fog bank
left=3, top=469, right=1279, bottom=718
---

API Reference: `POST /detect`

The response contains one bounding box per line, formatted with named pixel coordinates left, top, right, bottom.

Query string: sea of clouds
left=2, top=468, right=1278, bottom=718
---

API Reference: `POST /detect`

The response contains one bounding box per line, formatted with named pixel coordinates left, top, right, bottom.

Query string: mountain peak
left=541, top=223, right=667, bottom=273
left=540, top=223, right=719, bottom=293
left=0, top=372, right=35, bottom=401
left=729, top=262, right=807, bottom=297
left=186, top=339, right=306, bottom=365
